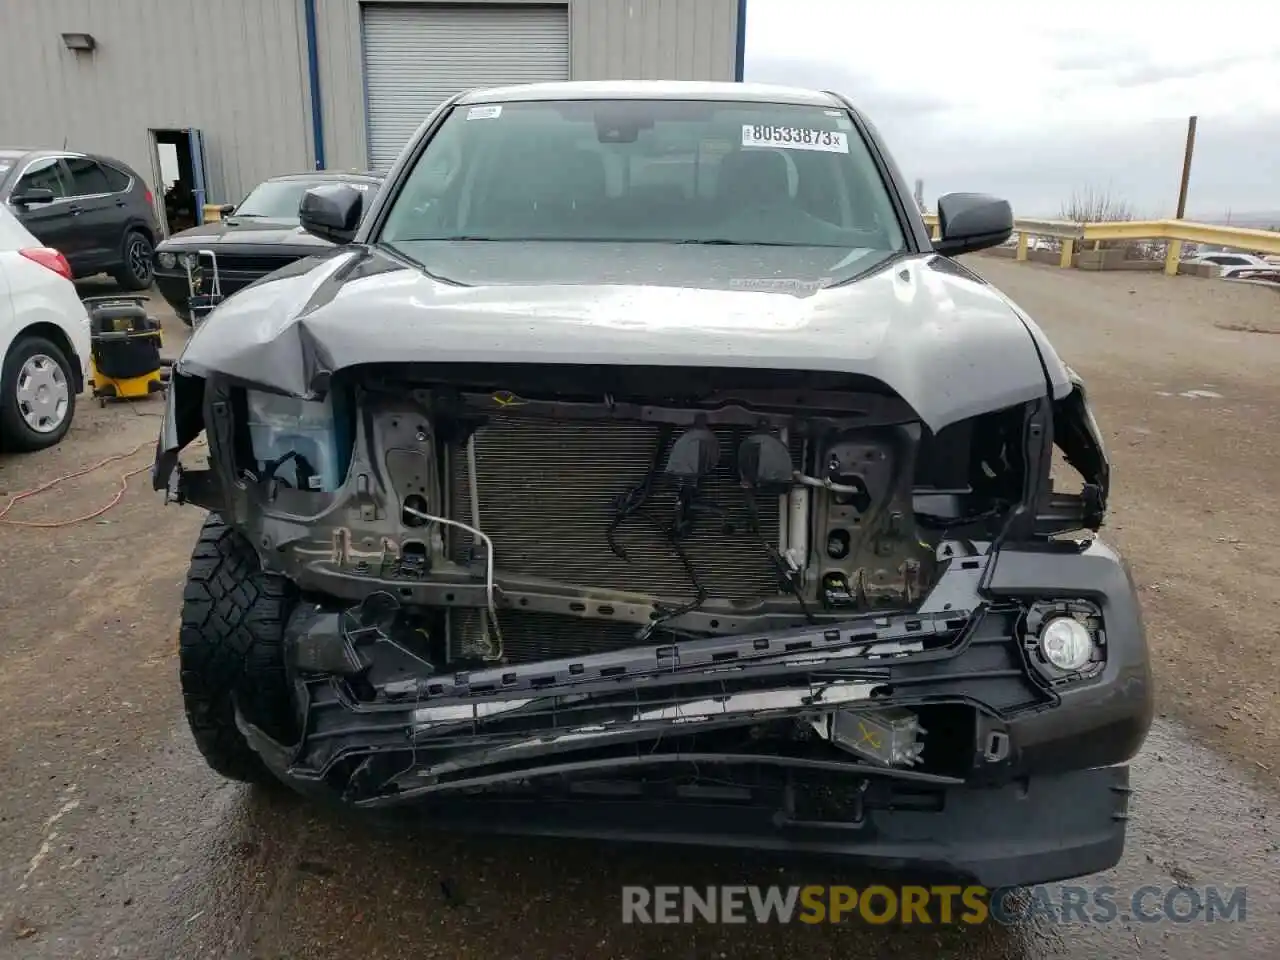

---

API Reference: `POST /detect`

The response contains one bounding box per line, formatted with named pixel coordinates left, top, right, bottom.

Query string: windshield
left=379, top=99, right=908, bottom=258
left=236, top=178, right=374, bottom=220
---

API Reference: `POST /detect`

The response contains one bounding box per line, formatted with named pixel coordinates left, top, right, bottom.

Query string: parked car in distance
left=157, top=81, right=1152, bottom=890
left=0, top=149, right=160, bottom=291
left=152, top=171, right=384, bottom=325
left=1221, top=266, right=1280, bottom=287
left=1183, top=252, right=1273, bottom=273
left=0, top=205, right=90, bottom=452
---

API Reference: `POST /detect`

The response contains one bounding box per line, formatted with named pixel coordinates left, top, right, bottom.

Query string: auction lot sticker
left=742, top=124, right=848, bottom=153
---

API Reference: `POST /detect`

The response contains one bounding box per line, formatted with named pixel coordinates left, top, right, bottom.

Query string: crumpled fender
left=153, top=366, right=204, bottom=492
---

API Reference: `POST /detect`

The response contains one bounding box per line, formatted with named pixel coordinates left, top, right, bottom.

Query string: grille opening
left=450, top=608, right=684, bottom=664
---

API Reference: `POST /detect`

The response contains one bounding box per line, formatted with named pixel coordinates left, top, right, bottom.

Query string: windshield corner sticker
left=742, top=124, right=848, bottom=154
left=466, top=104, right=503, bottom=121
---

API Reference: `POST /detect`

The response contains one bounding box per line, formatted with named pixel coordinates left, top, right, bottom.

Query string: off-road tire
left=179, top=514, right=296, bottom=784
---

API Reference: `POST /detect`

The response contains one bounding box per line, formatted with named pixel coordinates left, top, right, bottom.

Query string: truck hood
left=174, top=241, right=1068, bottom=432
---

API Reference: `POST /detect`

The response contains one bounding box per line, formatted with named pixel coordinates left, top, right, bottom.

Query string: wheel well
left=11, top=322, right=83, bottom=393
left=126, top=221, right=155, bottom=246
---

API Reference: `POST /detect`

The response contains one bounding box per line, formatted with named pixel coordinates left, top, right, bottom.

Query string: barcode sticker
left=741, top=124, right=848, bottom=153
left=467, top=105, right=503, bottom=121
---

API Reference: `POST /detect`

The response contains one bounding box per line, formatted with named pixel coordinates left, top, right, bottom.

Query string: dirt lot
left=976, top=259, right=1280, bottom=781
left=0, top=264, right=1278, bottom=959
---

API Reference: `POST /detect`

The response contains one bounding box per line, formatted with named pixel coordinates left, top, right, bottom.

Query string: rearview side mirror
left=10, top=188, right=56, bottom=207
left=299, top=184, right=363, bottom=245
left=218, top=203, right=236, bottom=215
left=932, top=193, right=1013, bottom=257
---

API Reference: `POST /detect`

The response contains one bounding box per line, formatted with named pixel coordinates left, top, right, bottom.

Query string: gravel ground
left=0, top=264, right=1277, bottom=959
left=972, top=259, right=1280, bottom=782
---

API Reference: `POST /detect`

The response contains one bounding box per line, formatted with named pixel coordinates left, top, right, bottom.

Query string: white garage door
left=362, top=3, right=570, bottom=171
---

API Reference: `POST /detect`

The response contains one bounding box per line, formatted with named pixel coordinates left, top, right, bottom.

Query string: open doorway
left=147, top=128, right=209, bottom=237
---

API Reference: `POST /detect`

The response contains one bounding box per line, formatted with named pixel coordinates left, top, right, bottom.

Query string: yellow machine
left=83, top=296, right=164, bottom=403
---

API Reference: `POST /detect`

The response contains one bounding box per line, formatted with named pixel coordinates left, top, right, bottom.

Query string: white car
left=1221, top=265, right=1280, bottom=287
left=0, top=205, right=91, bottom=451
left=1183, top=252, right=1273, bottom=273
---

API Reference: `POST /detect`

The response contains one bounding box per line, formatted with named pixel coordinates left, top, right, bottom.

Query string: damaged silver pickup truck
left=154, top=81, right=1152, bottom=889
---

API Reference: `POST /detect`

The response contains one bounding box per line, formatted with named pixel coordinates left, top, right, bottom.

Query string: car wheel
left=0, top=335, right=77, bottom=452
left=179, top=514, right=296, bottom=784
left=113, top=229, right=154, bottom=290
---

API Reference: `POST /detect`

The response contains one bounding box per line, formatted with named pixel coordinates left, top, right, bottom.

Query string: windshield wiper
left=426, top=236, right=672, bottom=243
left=406, top=236, right=840, bottom=246
left=676, top=239, right=836, bottom=247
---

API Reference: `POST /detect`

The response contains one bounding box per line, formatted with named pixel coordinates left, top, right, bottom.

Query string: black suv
left=0, top=149, right=159, bottom=289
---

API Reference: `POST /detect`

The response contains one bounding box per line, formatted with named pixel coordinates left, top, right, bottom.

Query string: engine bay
left=177, top=363, right=1045, bottom=668
left=159, top=362, right=1126, bottom=808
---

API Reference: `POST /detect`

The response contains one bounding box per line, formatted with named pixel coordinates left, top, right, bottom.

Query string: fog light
left=1039, top=616, right=1093, bottom=671
left=157, top=251, right=176, bottom=269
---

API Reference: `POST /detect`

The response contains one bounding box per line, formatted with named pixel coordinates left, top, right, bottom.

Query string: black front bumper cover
left=233, top=539, right=1151, bottom=887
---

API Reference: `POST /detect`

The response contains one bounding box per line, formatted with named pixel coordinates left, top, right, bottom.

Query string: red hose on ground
left=0, top=441, right=152, bottom=528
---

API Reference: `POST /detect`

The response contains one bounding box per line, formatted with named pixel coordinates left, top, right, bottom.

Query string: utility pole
left=1175, top=115, right=1197, bottom=219
left=1166, top=116, right=1199, bottom=274
left=913, top=178, right=925, bottom=213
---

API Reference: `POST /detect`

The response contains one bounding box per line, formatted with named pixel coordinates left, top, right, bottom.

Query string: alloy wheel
left=128, top=235, right=153, bottom=285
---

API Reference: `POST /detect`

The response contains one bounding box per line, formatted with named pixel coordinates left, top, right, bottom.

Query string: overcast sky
left=745, top=0, right=1280, bottom=218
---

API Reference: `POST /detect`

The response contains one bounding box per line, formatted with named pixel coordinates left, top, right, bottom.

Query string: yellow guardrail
left=923, top=213, right=1280, bottom=275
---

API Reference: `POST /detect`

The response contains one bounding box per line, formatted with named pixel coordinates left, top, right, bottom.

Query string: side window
left=16, top=157, right=69, bottom=198
left=64, top=157, right=113, bottom=196
left=99, top=163, right=132, bottom=193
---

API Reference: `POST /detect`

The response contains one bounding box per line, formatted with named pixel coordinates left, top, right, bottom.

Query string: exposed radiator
left=447, top=415, right=787, bottom=605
